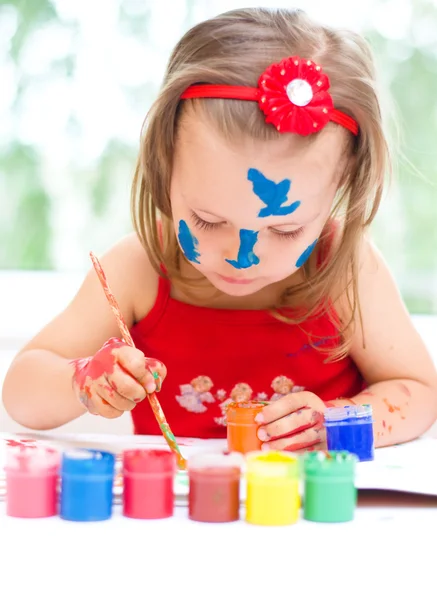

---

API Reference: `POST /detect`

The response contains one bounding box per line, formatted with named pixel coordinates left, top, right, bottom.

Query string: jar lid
left=226, top=401, right=266, bottom=424
left=188, top=451, right=244, bottom=471
left=324, top=404, right=372, bottom=423
left=6, top=444, right=60, bottom=473
left=61, top=449, right=115, bottom=477
left=123, top=448, right=176, bottom=474
left=246, top=450, right=298, bottom=478
left=303, top=451, right=357, bottom=477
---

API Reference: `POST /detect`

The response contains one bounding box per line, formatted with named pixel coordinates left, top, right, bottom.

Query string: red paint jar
left=5, top=444, right=60, bottom=518
left=122, top=449, right=176, bottom=519
left=226, top=402, right=264, bottom=454
left=188, top=452, right=243, bottom=523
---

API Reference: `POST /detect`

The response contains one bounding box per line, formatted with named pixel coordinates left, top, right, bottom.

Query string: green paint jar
left=303, top=451, right=357, bottom=523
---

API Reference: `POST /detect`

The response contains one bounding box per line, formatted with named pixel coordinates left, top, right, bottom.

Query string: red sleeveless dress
left=130, top=277, right=365, bottom=438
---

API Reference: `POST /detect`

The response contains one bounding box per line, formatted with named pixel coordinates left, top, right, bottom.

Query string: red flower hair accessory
left=181, top=56, right=358, bottom=136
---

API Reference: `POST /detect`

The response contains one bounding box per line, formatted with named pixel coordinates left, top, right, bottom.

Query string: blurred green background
left=1, top=0, right=436, bottom=313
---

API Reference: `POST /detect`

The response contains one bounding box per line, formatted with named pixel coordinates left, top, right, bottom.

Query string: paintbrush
left=89, top=251, right=187, bottom=470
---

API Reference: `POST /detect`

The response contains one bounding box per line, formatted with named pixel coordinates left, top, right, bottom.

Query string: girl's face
left=171, top=109, right=349, bottom=297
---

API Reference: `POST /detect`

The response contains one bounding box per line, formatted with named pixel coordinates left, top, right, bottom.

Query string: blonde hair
left=131, top=8, right=389, bottom=358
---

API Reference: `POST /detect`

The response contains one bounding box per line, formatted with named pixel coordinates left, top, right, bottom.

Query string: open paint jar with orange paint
left=226, top=401, right=265, bottom=454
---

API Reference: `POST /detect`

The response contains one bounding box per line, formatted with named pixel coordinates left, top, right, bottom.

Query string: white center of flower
left=286, top=79, right=313, bottom=107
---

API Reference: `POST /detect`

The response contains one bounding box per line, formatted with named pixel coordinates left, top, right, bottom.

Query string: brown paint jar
left=188, top=452, right=243, bottom=523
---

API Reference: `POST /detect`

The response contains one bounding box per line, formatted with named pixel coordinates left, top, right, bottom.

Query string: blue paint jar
left=60, top=449, right=115, bottom=521
left=324, top=405, right=374, bottom=461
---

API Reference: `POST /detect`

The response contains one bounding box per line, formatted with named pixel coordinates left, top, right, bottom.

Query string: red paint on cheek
left=360, top=390, right=374, bottom=397
left=382, top=420, right=386, bottom=428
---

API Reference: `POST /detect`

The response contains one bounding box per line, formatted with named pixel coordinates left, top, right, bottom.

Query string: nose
left=224, top=229, right=260, bottom=270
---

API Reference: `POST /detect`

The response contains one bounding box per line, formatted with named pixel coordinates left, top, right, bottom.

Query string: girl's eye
left=190, top=211, right=224, bottom=232
left=271, top=227, right=304, bottom=240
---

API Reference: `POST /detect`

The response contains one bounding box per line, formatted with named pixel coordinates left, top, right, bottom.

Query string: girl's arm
left=337, top=239, right=437, bottom=446
left=2, top=234, right=158, bottom=430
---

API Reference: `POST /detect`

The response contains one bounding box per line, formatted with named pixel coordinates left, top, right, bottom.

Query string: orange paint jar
left=226, top=402, right=265, bottom=454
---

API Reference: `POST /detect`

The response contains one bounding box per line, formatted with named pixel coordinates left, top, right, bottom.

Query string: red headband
left=181, top=56, right=358, bottom=137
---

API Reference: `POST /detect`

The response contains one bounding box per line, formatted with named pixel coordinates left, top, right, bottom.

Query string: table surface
left=1, top=432, right=436, bottom=600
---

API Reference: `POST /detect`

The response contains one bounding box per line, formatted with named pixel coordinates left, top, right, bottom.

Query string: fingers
left=96, top=375, right=138, bottom=411
left=74, top=338, right=167, bottom=420
left=77, top=389, right=123, bottom=418
left=92, top=393, right=124, bottom=419
left=258, top=407, right=322, bottom=441
left=145, top=358, right=167, bottom=392
left=262, top=425, right=327, bottom=452
left=255, top=392, right=317, bottom=425
left=113, top=346, right=148, bottom=382
left=105, top=363, right=147, bottom=403
left=113, top=346, right=167, bottom=394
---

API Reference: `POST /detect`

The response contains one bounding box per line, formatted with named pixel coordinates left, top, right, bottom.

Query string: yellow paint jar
left=245, top=451, right=299, bottom=526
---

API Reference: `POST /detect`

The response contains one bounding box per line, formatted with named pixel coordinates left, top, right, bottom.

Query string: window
left=1, top=0, right=436, bottom=314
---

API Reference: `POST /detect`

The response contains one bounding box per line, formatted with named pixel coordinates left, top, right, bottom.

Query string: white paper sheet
left=1, top=432, right=437, bottom=500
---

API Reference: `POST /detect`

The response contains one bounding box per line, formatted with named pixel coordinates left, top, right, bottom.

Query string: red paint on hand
left=71, top=338, right=127, bottom=408
left=284, top=440, right=320, bottom=452
left=383, top=398, right=396, bottom=413
left=397, top=383, right=411, bottom=398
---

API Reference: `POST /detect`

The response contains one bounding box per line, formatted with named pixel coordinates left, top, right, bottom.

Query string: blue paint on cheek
left=247, top=168, right=301, bottom=218
left=225, top=229, right=260, bottom=270
left=295, top=239, right=318, bottom=268
left=178, top=220, right=201, bottom=264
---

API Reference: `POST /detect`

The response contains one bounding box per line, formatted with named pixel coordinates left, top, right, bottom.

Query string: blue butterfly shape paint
left=295, top=239, right=318, bottom=268
left=225, top=229, right=260, bottom=270
left=178, top=220, right=200, bottom=264
left=248, top=168, right=301, bottom=218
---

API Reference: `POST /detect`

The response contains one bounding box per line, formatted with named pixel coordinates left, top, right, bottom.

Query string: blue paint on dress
left=225, top=229, right=260, bottom=270
left=178, top=220, right=200, bottom=264
left=295, top=239, right=317, bottom=268
left=248, top=168, right=301, bottom=218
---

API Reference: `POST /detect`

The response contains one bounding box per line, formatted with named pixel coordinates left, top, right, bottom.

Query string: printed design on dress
left=215, top=383, right=254, bottom=426
left=215, top=376, right=305, bottom=425
left=175, top=376, right=215, bottom=413
left=270, top=375, right=305, bottom=401
left=175, top=374, right=305, bottom=420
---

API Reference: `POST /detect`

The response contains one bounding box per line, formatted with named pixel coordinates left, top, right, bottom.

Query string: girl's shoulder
left=103, top=233, right=160, bottom=324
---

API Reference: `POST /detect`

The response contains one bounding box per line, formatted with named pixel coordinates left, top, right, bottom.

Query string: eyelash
left=190, top=212, right=221, bottom=232
left=190, top=212, right=304, bottom=240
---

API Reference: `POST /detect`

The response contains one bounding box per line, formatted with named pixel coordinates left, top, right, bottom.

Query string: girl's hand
left=255, top=391, right=327, bottom=452
left=72, top=337, right=167, bottom=419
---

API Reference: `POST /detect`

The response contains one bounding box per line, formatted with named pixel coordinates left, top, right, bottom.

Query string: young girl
left=3, top=8, right=437, bottom=452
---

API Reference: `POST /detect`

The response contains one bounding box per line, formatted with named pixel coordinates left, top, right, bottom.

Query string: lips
left=218, top=275, right=256, bottom=285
